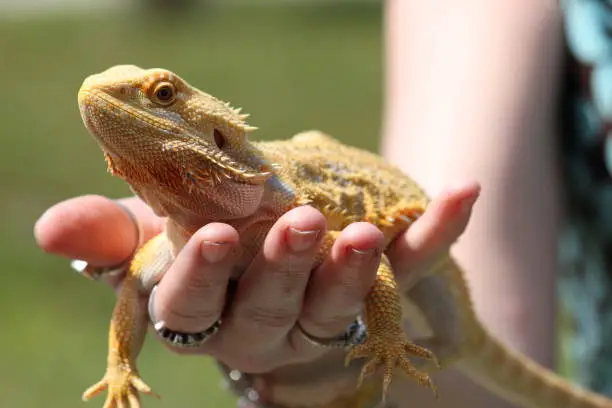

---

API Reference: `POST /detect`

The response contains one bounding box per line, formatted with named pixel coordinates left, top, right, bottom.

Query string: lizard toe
left=347, top=327, right=437, bottom=401
left=82, top=368, right=158, bottom=408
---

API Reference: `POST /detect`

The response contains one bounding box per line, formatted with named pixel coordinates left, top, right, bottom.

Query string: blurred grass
left=0, top=3, right=382, bottom=407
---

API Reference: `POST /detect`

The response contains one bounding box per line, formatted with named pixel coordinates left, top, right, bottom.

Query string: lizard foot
left=82, top=367, right=159, bottom=408
left=344, top=328, right=438, bottom=400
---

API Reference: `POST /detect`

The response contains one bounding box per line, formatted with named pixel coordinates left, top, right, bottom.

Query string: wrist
left=217, top=350, right=383, bottom=408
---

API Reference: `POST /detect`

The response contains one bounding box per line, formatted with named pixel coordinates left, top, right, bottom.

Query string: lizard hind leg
left=344, top=254, right=438, bottom=400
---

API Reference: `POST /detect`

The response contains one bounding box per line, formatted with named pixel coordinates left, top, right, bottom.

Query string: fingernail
left=347, top=247, right=375, bottom=266
left=288, top=227, right=320, bottom=252
left=461, top=194, right=478, bottom=214
left=447, top=181, right=474, bottom=193
left=201, top=241, right=231, bottom=263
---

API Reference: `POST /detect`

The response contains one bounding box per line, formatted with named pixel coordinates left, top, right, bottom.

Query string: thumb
left=34, top=195, right=162, bottom=267
left=387, top=181, right=480, bottom=288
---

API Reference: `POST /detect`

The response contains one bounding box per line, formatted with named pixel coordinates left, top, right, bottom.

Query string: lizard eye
left=151, top=82, right=176, bottom=105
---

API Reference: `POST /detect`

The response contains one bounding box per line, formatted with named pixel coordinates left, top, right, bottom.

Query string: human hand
left=34, top=182, right=479, bottom=374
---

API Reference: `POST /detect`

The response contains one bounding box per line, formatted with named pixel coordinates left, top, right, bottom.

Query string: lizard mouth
left=78, top=89, right=272, bottom=186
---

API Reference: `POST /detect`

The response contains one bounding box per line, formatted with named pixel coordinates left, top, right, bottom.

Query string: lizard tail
left=458, top=325, right=612, bottom=408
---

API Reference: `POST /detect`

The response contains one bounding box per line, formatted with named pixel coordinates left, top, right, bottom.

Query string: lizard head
left=78, top=65, right=273, bottom=218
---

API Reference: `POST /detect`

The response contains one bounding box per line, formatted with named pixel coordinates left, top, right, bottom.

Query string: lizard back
left=257, top=131, right=431, bottom=236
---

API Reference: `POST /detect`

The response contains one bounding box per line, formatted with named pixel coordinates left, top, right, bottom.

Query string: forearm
left=382, top=0, right=563, bottom=405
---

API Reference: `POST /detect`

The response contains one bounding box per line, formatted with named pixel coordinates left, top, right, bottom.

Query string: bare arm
left=382, top=0, right=563, bottom=406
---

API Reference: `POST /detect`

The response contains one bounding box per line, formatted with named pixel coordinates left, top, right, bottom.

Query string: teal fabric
left=561, top=0, right=612, bottom=396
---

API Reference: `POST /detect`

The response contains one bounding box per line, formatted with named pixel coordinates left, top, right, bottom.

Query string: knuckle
left=158, top=291, right=223, bottom=330
left=333, top=275, right=367, bottom=298
left=268, top=264, right=312, bottom=294
left=167, top=306, right=221, bottom=327
left=184, top=275, right=221, bottom=298
left=301, top=313, right=356, bottom=338
left=267, top=259, right=312, bottom=281
left=242, top=304, right=298, bottom=329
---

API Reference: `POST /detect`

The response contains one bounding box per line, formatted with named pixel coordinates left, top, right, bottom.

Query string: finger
left=116, top=196, right=164, bottom=237
left=219, top=206, right=326, bottom=356
left=35, top=195, right=136, bottom=264
left=388, top=181, right=480, bottom=286
left=151, top=223, right=239, bottom=353
left=297, top=222, right=384, bottom=341
left=34, top=195, right=163, bottom=266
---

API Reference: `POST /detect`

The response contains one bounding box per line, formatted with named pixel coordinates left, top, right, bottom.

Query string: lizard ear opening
left=213, top=129, right=225, bottom=149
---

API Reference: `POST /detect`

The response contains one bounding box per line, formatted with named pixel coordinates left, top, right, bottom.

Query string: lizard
left=74, top=64, right=612, bottom=408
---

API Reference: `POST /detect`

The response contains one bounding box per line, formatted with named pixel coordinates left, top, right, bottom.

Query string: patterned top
left=561, top=0, right=612, bottom=395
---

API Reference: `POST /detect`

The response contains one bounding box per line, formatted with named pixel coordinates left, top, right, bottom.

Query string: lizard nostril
left=213, top=129, right=225, bottom=149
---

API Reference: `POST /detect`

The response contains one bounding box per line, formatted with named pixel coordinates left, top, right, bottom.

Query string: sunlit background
left=0, top=1, right=382, bottom=407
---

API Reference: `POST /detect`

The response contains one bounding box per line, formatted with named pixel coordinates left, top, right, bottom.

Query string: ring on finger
left=148, top=284, right=222, bottom=348
left=297, top=316, right=367, bottom=349
left=69, top=200, right=144, bottom=280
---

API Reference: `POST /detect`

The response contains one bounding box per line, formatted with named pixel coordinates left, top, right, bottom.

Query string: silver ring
left=148, top=284, right=221, bottom=349
left=297, top=316, right=367, bottom=349
left=69, top=200, right=143, bottom=280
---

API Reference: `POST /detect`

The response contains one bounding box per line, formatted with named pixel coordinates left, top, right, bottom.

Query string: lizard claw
left=345, top=327, right=438, bottom=400
left=82, top=367, right=159, bottom=408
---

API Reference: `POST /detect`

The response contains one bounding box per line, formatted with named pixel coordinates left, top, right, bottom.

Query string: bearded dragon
left=75, top=65, right=612, bottom=408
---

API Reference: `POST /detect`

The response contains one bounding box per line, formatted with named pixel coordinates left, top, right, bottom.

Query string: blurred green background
left=0, top=1, right=382, bottom=407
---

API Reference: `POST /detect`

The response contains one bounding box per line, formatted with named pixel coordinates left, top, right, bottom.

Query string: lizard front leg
left=83, top=233, right=171, bottom=408
left=344, top=254, right=439, bottom=401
